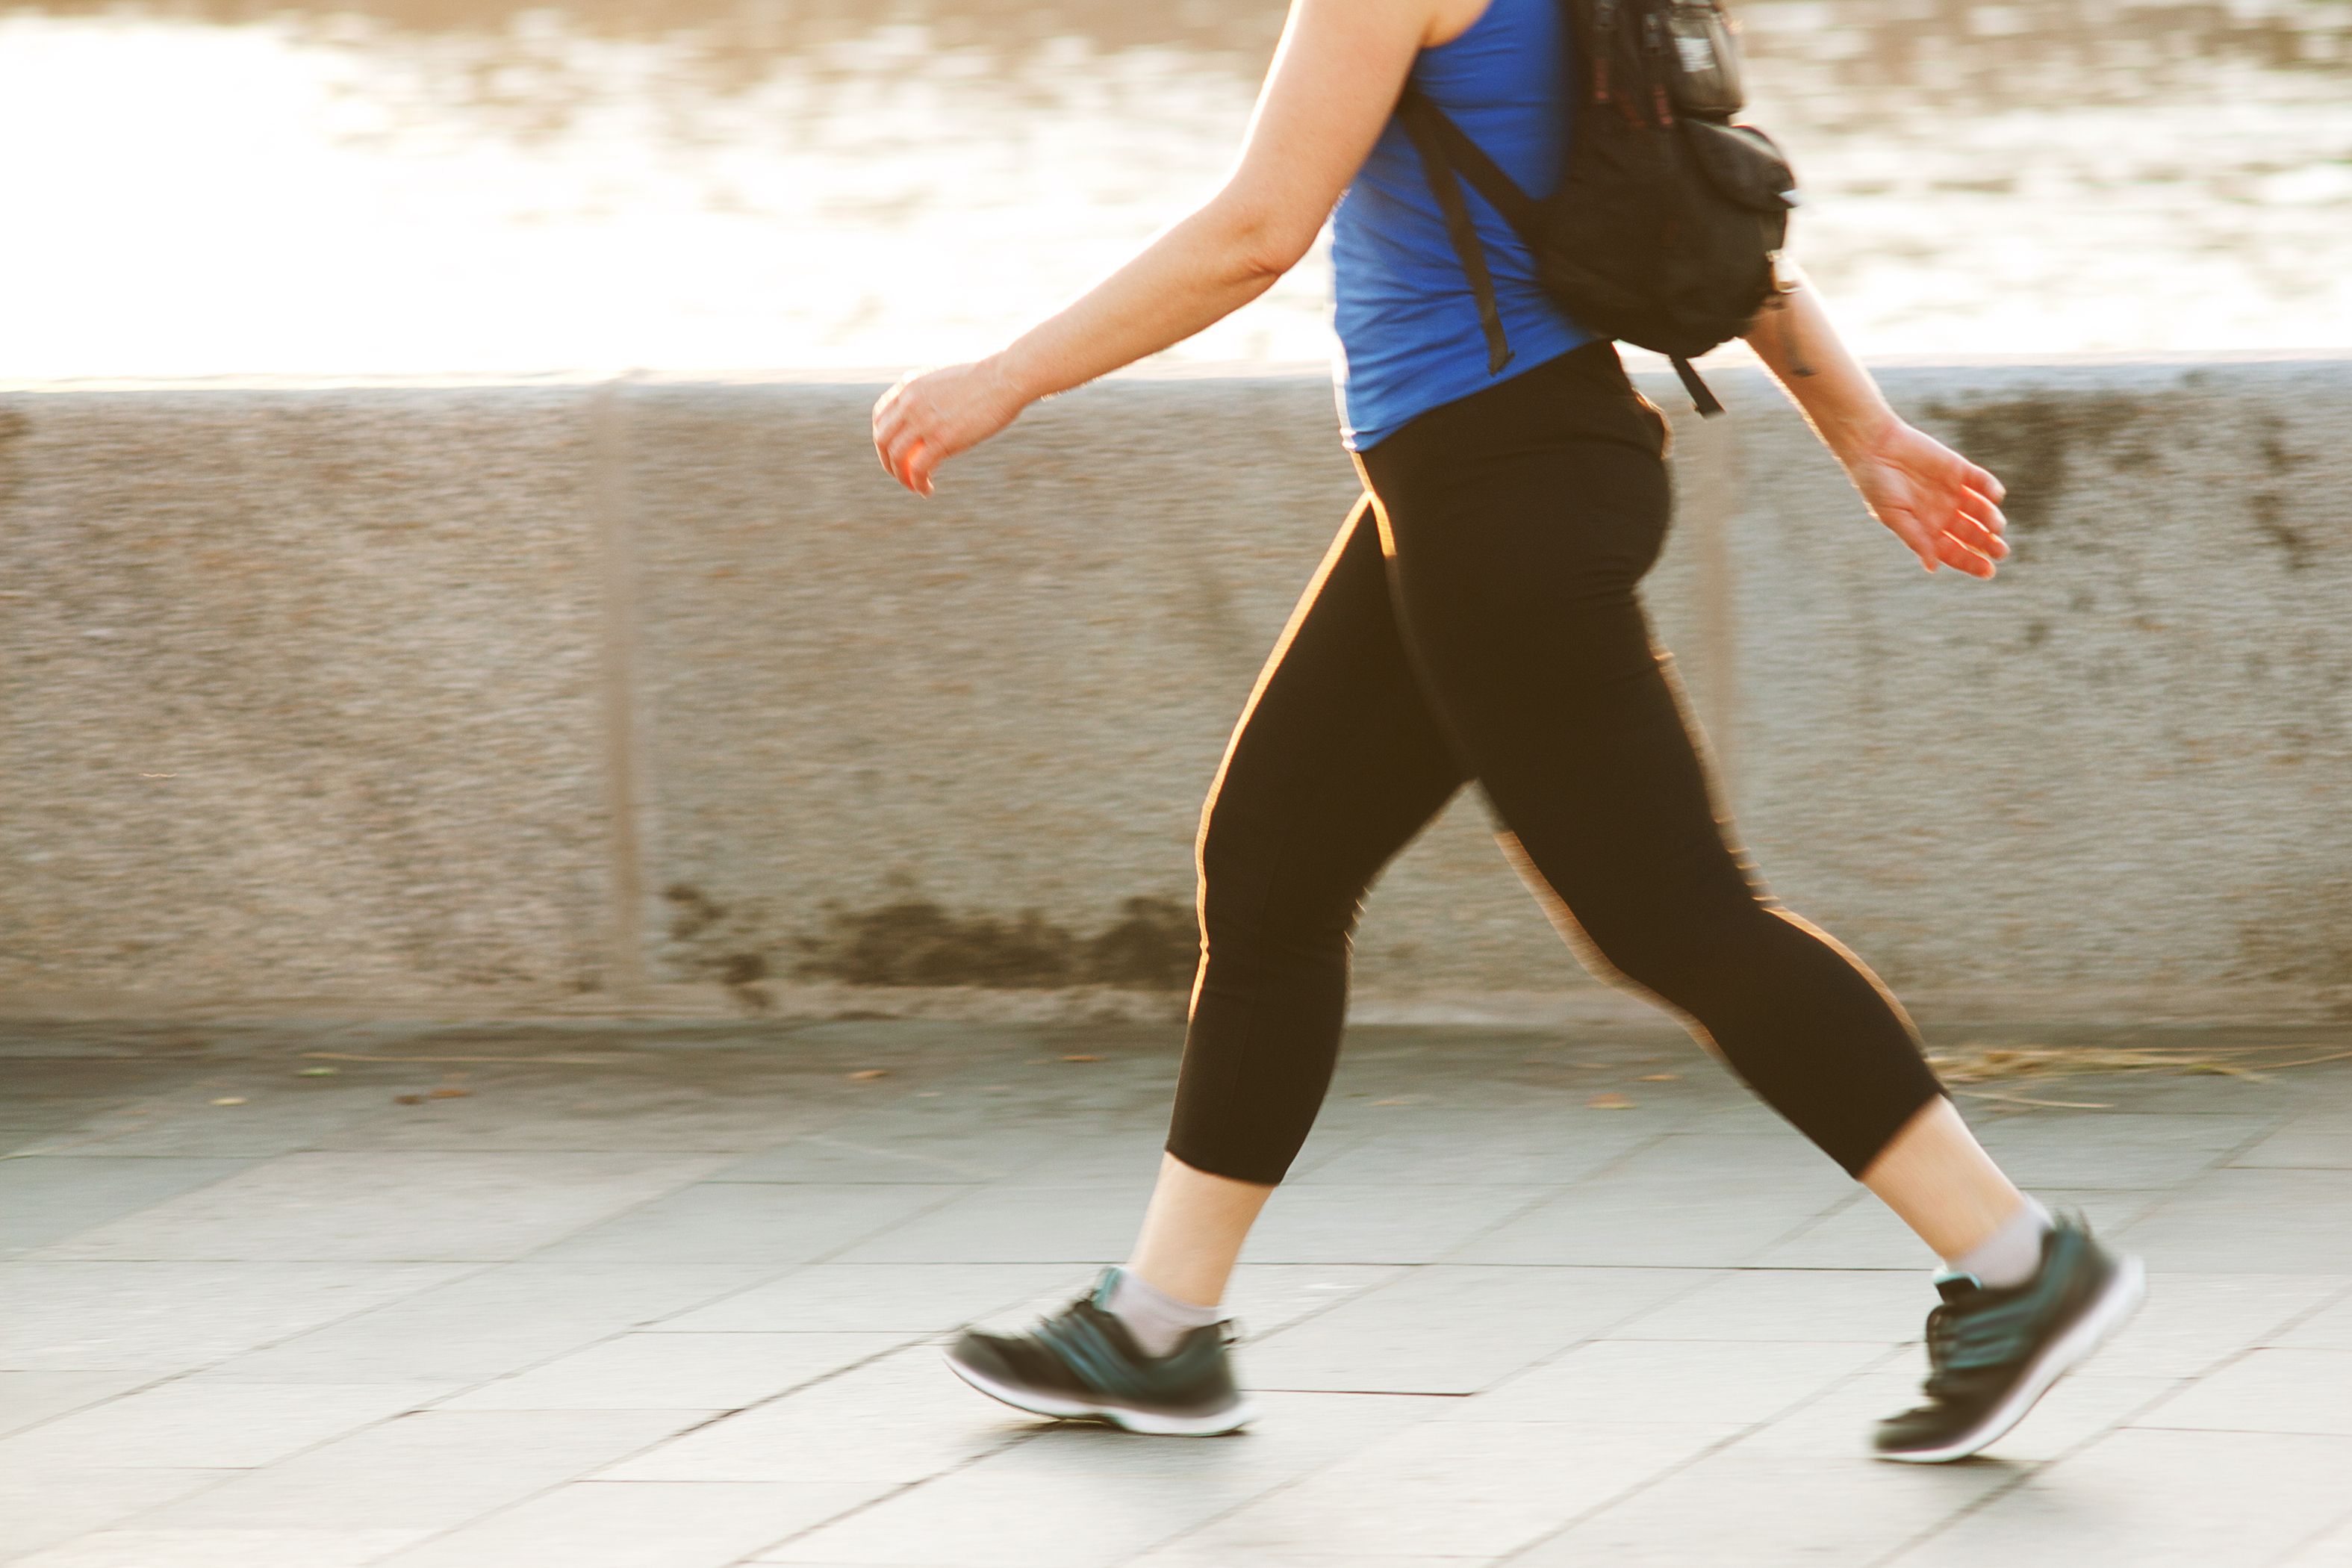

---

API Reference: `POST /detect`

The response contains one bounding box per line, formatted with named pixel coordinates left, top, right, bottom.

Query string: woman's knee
left=1578, top=894, right=1782, bottom=1002
left=1198, top=818, right=1366, bottom=965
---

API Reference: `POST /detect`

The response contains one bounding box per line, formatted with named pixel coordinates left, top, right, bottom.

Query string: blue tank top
left=1331, top=0, right=1591, bottom=451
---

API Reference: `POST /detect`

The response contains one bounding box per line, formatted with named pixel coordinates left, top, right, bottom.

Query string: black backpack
left=1396, top=0, right=1799, bottom=415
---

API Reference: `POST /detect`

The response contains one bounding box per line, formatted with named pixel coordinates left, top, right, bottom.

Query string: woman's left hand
left=871, top=360, right=1030, bottom=497
left=1841, top=419, right=2011, bottom=579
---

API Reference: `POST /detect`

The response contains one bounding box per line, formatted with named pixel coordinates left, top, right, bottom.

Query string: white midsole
left=942, top=1348, right=1257, bottom=1437
left=1878, top=1252, right=2147, bottom=1464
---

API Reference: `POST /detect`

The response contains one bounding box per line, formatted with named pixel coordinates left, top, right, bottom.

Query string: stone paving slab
left=0, top=1372, right=155, bottom=1440
left=0, top=1262, right=474, bottom=1372
left=12, top=1528, right=433, bottom=1568
left=1888, top=1428, right=2352, bottom=1568
left=199, top=1263, right=778, bottom=1386
left=0, top=1381, right=459, bottom=1471
left=4, top=1018, right=2352, bottom=1566
left=0, top=1157, right=258, bottom=1258
left=31, top=1152, right=730, bottom=1264
left=1242, top=1266, right=1706, bottom=1396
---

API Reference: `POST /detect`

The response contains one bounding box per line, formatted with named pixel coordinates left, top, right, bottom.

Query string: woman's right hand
left=1839, top=418, right=2011, bottom=579
left=871, top=358, right=1031, bottom=497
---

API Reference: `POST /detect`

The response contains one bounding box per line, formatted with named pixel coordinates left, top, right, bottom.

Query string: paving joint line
left=376, top=1338, right=970, bottom=1565
left=1857, top=1270, right=2352, bottom=1567
left=1493, top=1342, right=1922, bottom=1567
left=727, top=1402, right=1055, bottom=1565
left=1419, top=1128, right=1683, bottom=1265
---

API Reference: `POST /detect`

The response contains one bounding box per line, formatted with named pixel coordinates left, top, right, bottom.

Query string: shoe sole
left=942, top=1347, right=1257, bottom=1437
left=1876, top=1251, right=2147, bottom=1465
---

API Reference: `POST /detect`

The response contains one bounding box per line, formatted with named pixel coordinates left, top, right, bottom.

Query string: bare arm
left=874, top=0, right=1442, bottom=495
left=1743, top=279, right=2010, bottom=577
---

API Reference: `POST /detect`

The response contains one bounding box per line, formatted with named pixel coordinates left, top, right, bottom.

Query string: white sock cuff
left=1101, top=1267, right=1224, bottom=1357
left=1949, top=1195, right=2053, bottom=1289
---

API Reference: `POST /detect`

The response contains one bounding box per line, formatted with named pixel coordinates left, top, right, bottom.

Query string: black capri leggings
left=1166, top=342, right=1944, bottom=1186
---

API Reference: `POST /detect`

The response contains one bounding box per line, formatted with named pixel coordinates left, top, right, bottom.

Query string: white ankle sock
left=1948, top=1196, right=2053, bottom=1289
left=1100, top=1267, right=1223, bottom=1358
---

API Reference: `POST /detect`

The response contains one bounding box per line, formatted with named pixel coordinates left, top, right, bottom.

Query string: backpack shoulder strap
left=1396, top=87, right=1543, bottom=376
left=1396, top=87, right=1544, bottom=237
left=1670, top=354, right=1726, bottom=418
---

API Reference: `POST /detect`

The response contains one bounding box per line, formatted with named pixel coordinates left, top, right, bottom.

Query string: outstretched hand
left=1841, top=420, right=2010, bottom=578
left=871, top=361, right=1029, bottom=497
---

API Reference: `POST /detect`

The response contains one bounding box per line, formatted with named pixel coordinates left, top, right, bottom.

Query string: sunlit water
left=5, top=0, right=2350, bottom=379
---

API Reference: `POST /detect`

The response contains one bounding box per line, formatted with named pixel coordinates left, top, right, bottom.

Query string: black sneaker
left=1874, top=1212, right=2145, bottom=1463
left=944, top=1272, right=1255, bottom=1437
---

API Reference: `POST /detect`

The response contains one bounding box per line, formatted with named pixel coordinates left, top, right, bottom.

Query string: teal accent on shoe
left=942, top=1281, right=1254, bottom=1438
left=1875, top=1211, right=2145, bottom=1463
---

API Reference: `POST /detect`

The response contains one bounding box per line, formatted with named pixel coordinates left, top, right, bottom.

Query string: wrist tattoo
left=1774, top=296, right=1817, bottom=379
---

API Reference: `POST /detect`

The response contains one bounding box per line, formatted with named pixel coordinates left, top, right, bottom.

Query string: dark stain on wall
left=662, top=883, right=777, bottom=1011
left=2259, top=415, right=2314, bottom=477
left=0, top=403, right=29, bottom=511
left=664, top=883, right=728, bottom=941
left=659, top=882, right=1201, bottom=1004
left=2251, top=493, right=2313, bottom=572
left=2236, top=877, right=2352, bottom=992
left=794, top=895, right=1198, bottom=991
left=1918, top=391, right=2150, bottom=533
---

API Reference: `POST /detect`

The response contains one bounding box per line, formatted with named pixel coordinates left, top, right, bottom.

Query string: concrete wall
left=3, top=357, right=2346, bottom=1025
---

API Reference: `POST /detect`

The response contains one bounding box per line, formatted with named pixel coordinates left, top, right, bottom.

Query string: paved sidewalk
left=4, top=1017, right=2351, bottom=1567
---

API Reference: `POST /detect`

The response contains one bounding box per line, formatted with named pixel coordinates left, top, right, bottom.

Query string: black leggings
left=1166, top=343, right=1944, bottom=1186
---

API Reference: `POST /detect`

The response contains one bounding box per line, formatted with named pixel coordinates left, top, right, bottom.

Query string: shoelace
left=1919, top=1302, right=1962, bottom=1399
left=1920, top=1293, right=2044, bottom=1398
left=1031, top=1298, right=1144, bottom=1393
left=1030, top=1295, right=1104, bottom=1352
left=1029, top=1295, right=1240, bottom=1367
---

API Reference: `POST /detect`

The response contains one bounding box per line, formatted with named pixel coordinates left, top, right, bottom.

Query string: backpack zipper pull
left=1593, top=0, right=1616, bottom=105
left=1643, top=10, right=1675, bottom=125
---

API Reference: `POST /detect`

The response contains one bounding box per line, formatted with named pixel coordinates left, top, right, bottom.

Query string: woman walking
left=871, top=0, right=2141, bottom=1463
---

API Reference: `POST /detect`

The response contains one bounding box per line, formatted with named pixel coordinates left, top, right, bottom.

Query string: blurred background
left=4, top=0, right=2351, bottom=1023
left=6, top=0, right=2351, bottom=381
